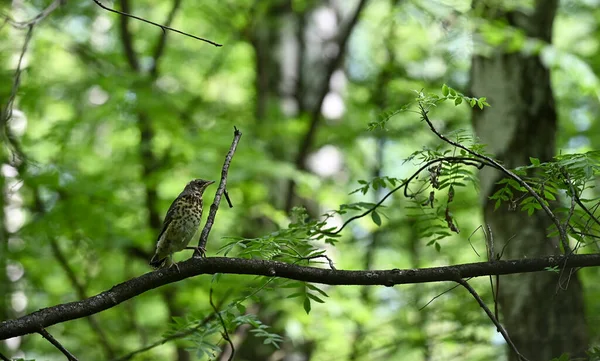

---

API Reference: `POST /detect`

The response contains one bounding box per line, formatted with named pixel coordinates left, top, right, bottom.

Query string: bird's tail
left=149, top=254, right=167, bottom=269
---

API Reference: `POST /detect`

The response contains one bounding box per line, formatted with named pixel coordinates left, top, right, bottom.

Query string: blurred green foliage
left=1, top=0, right=600, bottom=360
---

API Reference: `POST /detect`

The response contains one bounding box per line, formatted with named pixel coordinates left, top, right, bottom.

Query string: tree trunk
left=470, top=1, right=589, bottom=360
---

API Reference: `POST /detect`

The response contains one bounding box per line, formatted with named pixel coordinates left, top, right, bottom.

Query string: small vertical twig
left=197, top=127, right=242, bottom=254
left=224, top=190, right=233, bottom=208
left=561, top=169, right=577, bottom=239
left=2, top=24, right=34, bottom=162
left=39, top=328, right=79, bottom=361
left=210, top=288, right=234, bottom=361
left=484, top=225, right=501, bottom=322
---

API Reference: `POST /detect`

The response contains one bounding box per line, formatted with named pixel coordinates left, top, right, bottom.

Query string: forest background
left=1, top=0, right=600, bottom=360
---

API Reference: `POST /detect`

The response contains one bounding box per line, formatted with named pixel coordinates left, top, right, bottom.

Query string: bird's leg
left=166, top=256, right=181, bottom=273
left=186, top=246, right=206, bottom=258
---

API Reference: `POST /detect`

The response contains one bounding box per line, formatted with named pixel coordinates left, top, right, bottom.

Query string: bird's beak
left=207, top=180, right=215, bottom=186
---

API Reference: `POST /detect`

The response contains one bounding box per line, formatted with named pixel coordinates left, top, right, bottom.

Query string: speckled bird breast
left=168, top=194, right=203, bottom=251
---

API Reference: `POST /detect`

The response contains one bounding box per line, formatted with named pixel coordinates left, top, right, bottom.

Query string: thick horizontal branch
left=1, top=254, right=600, bottom=340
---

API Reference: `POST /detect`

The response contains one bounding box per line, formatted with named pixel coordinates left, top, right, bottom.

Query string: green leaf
left=235, top=303, right=246, bottom=314
left=442, top=84, right=449, bottom=96
left=544, top=191, right=556, bottom=200
left=455, top=97, right=462, bottom=106
left=529, top=157, right=540, bottom=166
left=371, top=211, right=382, bottom=226
left=303, top=297, right=311, bottom=314
left=306, top=284, right=329, bottom=298
left=307, top=293, right=325, bottom=303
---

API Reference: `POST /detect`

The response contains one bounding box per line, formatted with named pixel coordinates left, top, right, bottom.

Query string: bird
left=149, top=179, right=215, bottom=269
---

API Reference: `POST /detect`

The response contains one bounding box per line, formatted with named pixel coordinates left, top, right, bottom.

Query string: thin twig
left=560, top=169, right=577, bottom=234
left=569, top=228, right=600, bottom=240
left=2, top=0, right=65, bottom=28
left=494, top=273, right=500, bottom=322
left=91, top=0, right=222, bottom=47
left=457, top=279, right=529, bottom=361
left=2, top=24, right=34, bottom=162
left=39, top=328, right=79, bottom=361
left=483, top=226, right=501, bottom=322
left=486, top=225, right=494, bottom=260
left=556, top=169, right=584, bottom=290
left=224, top=190, right=233, bottom=208
left=467, top=225, right=482, bottom=257
left=574, top=196, right=600, bottom=229
left=197, top=126, right=242, bottom=253
left=498, top=234, right=517, bottom=260
left=296, top=254, right=336, bottom=270
left=419, top=103, right=570, bottom=252
left=210, top=289, right=234, bottom=361
left=418, top=281, right=464, bottom=310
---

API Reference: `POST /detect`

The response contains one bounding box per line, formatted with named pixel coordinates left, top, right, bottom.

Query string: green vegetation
left=1, top=1, right=600, bottom=360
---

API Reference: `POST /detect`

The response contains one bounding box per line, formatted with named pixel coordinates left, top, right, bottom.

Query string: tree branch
left=92, top=0, right=222, bottom=47
left=419, top=103, right=571, bottom=251
left=39, top=328, right=79, bottom=361
left=2, top=254, right=600, bottom=340
left=197, top=126, right=242, bottom=253
left=457, top=279, right=529, bottom=361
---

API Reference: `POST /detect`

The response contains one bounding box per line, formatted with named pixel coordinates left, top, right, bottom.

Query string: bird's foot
left=168, top=262, right=181, bottom=273
left=163, top=256, right=181, bottom=273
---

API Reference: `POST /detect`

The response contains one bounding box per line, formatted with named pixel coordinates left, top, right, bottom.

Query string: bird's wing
left=156, top=196, right=180, bottom=242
